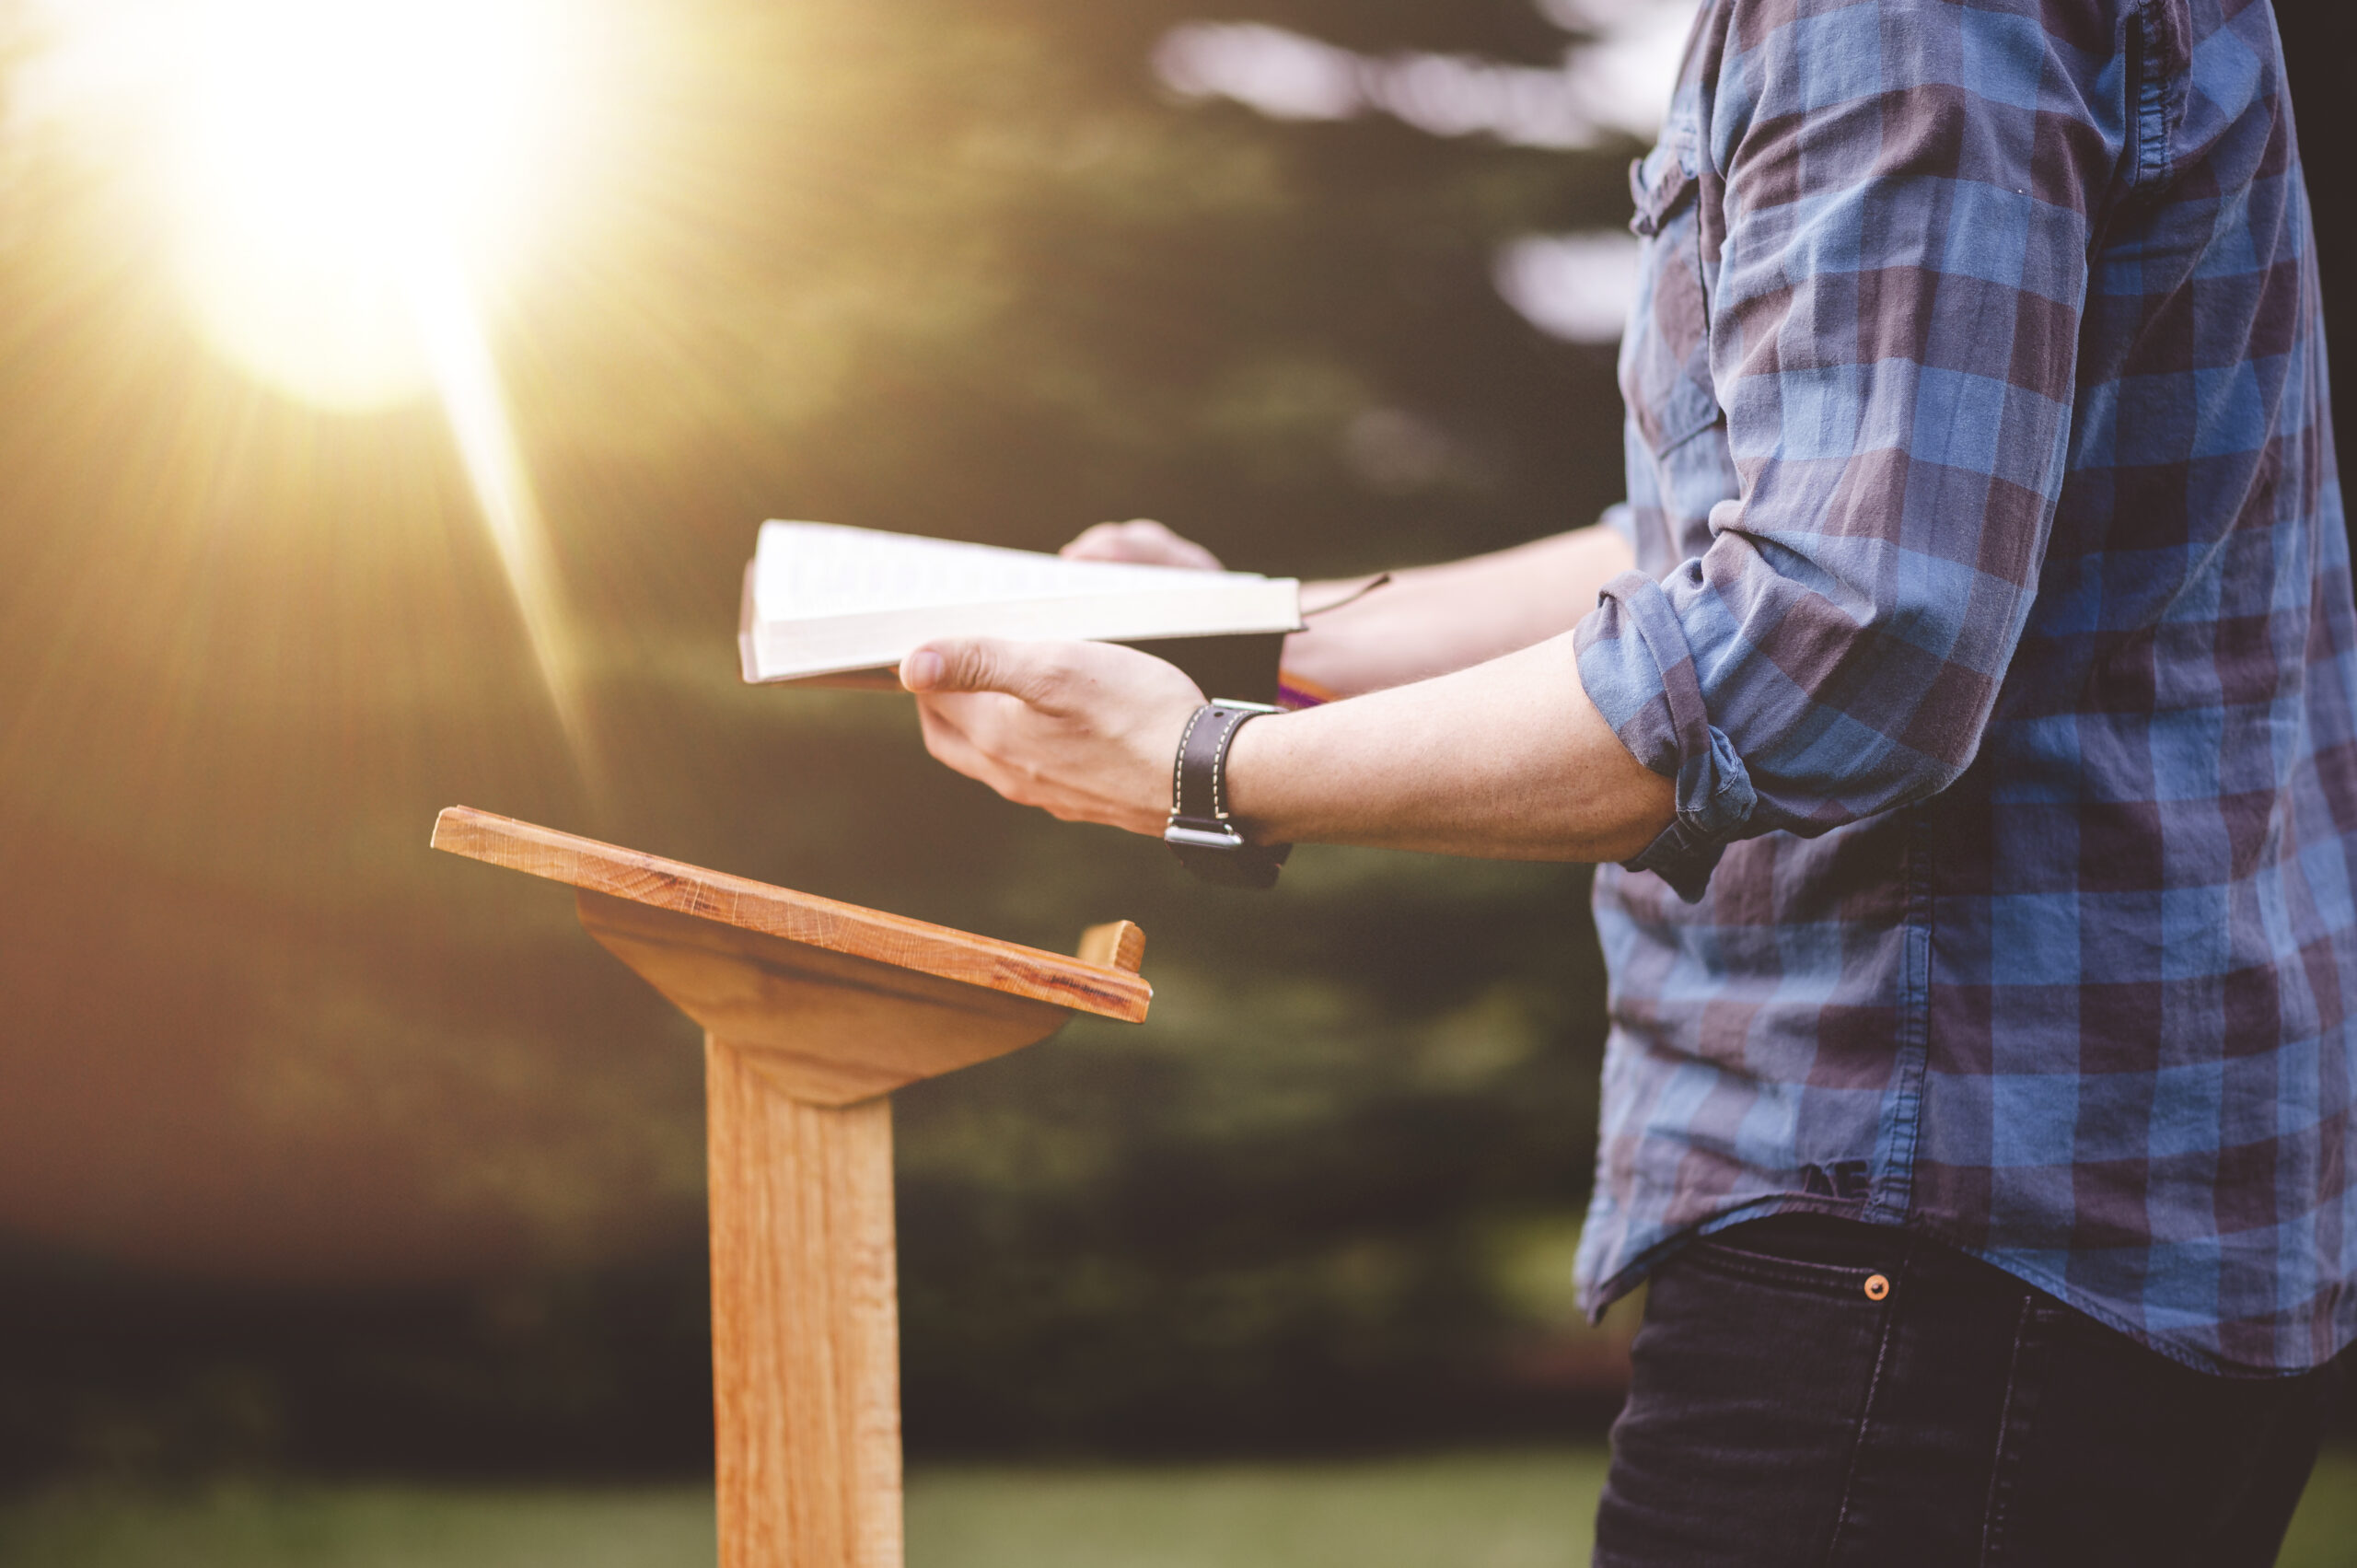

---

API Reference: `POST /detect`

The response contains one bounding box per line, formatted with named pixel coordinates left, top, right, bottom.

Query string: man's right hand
left=1061, top=518, right=1225, bottom=571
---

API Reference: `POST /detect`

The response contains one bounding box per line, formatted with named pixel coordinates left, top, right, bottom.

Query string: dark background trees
left=0, top=0, right=2347, bottom=1481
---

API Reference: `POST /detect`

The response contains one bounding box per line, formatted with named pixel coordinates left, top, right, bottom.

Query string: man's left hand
left=900, top=638, right=1203, bottom=836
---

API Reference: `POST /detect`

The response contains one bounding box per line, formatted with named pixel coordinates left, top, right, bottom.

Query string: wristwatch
left=1164, top=701, right=1291, bottom=889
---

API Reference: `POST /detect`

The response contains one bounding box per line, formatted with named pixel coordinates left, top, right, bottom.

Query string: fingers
left=1060, top=518, right=1225, bottom=571
left=914, top=691, right=1024, bottom=785
left=902, top=640, right=1208, bottom=836
left=900, top=638, right=1069, bottom=704
left=911, top=695, right=992, bottom=782
left=915, top=692, right=1071, bottom=814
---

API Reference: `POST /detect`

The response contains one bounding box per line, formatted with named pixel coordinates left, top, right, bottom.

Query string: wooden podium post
left=430, top=807, right=1152, bottom=1568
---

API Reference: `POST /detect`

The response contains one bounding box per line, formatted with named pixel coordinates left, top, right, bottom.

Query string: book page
left=749, top=575, right=1303, bottom=678
left=751, top=521, right=1260, bottom=620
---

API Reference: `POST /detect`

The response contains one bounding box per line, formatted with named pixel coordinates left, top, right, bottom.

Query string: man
left=898, top=0, right=2351, bottom=1560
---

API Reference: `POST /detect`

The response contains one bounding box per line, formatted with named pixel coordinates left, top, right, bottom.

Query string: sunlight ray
left=12, top=0, right=624, bottom=778
left=401, top=238, right=597, bottom=774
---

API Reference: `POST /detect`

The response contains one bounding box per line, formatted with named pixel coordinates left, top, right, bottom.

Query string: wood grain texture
left=432, top=806, right=1158, bottom=1566
left=1076, top=920, right=1146, bottom=974
left=707, top=1035, right=902, bottom=1568
left=578, top=891, right=1074, bottom=1106
left=432, top=807, right=1150, bottom=1023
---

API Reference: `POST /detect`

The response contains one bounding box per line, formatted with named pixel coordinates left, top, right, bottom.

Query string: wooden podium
left=430, top=807, right=1152, bottom=1568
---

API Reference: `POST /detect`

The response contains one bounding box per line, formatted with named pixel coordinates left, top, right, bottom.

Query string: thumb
left=900, top=638, right=1059, bottom=701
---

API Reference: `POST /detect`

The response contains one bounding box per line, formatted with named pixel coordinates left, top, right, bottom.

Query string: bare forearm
left=902, top=524, right=1671, bottom=865
left=1282, top=523, right=1635, bottom=699
left=1226, top=631, right=1674, bottom=861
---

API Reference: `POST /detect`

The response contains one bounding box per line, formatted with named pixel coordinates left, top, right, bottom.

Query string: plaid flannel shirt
left=1572, top=0, right=2353, bottom=1374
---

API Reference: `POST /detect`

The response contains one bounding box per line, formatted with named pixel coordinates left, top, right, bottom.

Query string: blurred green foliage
left=0, top=0, right=1644, bottom=1473
left=5, top=0, right=2345, bottom=1481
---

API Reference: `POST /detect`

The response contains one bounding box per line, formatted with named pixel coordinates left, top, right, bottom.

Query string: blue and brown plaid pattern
left=1572, top=0, right=2353, bottom=1373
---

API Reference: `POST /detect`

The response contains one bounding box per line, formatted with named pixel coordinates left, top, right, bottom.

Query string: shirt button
left=1864, top=1273, right=1891, bottom=1302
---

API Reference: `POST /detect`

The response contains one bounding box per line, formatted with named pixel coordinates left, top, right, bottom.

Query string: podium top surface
left=433, top=807, right=1151, bottom=1023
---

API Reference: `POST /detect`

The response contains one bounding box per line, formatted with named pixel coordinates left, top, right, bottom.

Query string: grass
left=0, top=1448, right=2348, bottom=1567
left=908, top=1453, right=1606, bottom=1568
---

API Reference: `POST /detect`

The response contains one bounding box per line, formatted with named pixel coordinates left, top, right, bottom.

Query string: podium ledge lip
left=432, top=807, right=1151, bottom=1022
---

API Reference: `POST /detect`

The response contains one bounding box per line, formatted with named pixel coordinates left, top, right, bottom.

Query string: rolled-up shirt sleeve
left=1577, top=0, right=2115, bottom=899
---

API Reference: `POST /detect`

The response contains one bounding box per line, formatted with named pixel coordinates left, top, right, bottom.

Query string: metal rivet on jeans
left=1864, top=1273, right=1891, bottom=1301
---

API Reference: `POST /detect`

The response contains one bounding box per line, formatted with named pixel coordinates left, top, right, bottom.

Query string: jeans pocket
left=1599, top=1223, right=1897, bottom=1564
left=1678, top=1225, right=1892, bottom=1301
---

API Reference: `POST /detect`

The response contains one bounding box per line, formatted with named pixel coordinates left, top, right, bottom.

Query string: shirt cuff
left=1574, top=569, right=1759, bottom=900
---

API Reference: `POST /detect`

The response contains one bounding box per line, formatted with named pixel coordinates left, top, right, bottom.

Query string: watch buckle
left=1164, top=819, right=1248, bottom=852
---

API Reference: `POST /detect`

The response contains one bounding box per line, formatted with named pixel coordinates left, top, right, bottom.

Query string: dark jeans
left=1595, top=1214, right=2338, bottom=1568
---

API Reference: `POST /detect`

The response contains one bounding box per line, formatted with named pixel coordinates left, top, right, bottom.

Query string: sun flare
left=17, top=0, right=627, bottom=762
left=164, top=0, right=590, bottom=411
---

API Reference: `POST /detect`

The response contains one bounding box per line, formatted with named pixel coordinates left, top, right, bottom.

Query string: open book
left=738, top=521, right=1303, bottom=689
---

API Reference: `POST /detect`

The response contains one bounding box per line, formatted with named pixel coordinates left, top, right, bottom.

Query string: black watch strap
left=1165, top=701, right=1291, bottom=890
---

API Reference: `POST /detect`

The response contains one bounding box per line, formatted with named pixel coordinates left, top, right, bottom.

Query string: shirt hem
left=1579, top=1200, right=2355, bottom=1379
